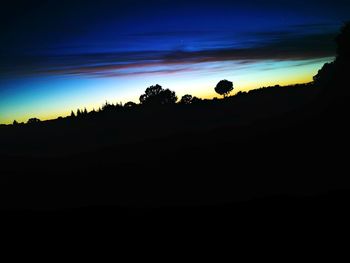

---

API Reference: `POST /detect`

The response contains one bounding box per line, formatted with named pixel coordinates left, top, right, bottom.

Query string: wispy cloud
left=0, top=30, right=336, bottom=78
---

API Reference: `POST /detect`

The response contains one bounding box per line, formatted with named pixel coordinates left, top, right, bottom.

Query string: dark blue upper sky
left=0, top=0, right=349, bottom=123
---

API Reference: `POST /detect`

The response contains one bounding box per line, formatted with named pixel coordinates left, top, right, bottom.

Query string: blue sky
left=0, top=0, right=348, bottom=123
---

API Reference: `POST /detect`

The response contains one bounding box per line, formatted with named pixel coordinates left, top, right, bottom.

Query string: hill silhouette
left=0, top=22, right=349, bottom=228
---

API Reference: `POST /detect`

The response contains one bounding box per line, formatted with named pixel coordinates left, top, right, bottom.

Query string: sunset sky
left=0, top=0, right=349, bottom=124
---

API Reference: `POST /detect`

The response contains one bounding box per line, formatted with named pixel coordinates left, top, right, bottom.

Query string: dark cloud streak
left=0, top=31, right=337, bottom=78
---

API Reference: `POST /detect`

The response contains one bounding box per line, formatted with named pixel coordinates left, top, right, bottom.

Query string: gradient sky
left=0, top=0, right=349, bottom=124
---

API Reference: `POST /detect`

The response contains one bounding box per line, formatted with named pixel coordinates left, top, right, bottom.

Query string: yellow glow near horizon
left=0, top=58, right=331, bottom=125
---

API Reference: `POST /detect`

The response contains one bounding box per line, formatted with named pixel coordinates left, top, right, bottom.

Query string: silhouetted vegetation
left=313, top=62, right=336, bottom=87
left=215, top=79, right=234, bottom=98
left=179, top=94, right=193, bottom=104
left=313, top=22, right=350, bottom=98
left=124, top=101, right=137, bottom=108
left=139, top=84, right=177, bottom=106
left=27, top=118, right=41, bottom=124
left=0, top=22, right=350, bottom=219
left=336, top=22, right=350, bottom=62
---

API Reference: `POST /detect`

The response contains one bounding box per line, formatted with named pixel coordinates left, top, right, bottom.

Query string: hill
left=0, top=23, right=349, bottom=227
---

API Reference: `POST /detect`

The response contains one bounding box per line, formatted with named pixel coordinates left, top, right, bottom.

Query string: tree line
left=12, top=79, right=235, bottom=125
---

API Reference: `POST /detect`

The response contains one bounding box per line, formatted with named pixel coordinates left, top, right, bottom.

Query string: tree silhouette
left=27, top=118, right=40, bottom=124
left=334, top=22, right=350, bottom=97
left=215, top=80, right=234, bottom=98
left=71, top=111, right=76, bottom=118
left=180, top=94, right=193, bottom=104
left=314, top=22, right=350, bottom=97
left=191, top=96, right=202, bottom=104
left=139, top=84, right=177, bottom=106
left=336, top=22, right=350, bottom=62
left=313, top=62, right=336, bottom=87
left=124, top=101, right=137, bottom=108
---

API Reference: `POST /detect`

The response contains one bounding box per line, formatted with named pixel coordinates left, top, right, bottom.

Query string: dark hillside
left=0, top=23, right=349, bottom=228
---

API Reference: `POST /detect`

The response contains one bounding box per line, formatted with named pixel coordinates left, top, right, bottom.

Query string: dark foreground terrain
left=0, top=82, right=349, bottom=230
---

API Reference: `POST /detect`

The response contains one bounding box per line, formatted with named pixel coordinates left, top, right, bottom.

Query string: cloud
left=0, top=30, right=336, bottom=78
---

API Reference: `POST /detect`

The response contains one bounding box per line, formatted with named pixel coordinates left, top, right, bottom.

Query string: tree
left=13, top=120, right=18, bottom=126
left=139, top=84, right=177, bottom=106
left=27, top=118, right=40, bottom=124
left=71, top=111, right=76, bottom=118
left=102, top=101, right=115, bottom=112
left=191, top=96, right=202, bottom=104
left=334, top=22, right=350, bottom=96
left=336, top=22, right=350, bottom=62
left=215, top=80, right=234, bottom=98
left=179, top=94, right=193, bottom=104
left=124, top=101, right=137, bottom=108
left=313, top=62, right=336, bottom=86
left=315, top=22, right=350, bottom=96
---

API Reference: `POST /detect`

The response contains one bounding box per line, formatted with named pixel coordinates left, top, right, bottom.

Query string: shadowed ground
left=0, top=82, right=348, bottom=222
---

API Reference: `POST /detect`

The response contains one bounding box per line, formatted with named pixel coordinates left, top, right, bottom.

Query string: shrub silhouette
left=180, top=94, right=193, bottom=104
left=27, top=118, right=40, bottom=124
left=191, top=96, right=202, bottom=104
left=139, top=84, right=177, bottom=106
left=215, top=80, right=234, bottom=98
left=124, top=101, right=137, bottom=108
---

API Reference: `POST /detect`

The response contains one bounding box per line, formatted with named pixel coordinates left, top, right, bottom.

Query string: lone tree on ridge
left=215, top=80, right=234, bottom=98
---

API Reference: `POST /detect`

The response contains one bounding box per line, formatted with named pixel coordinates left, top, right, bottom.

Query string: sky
left=0, top=0, right=349, bottom=124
